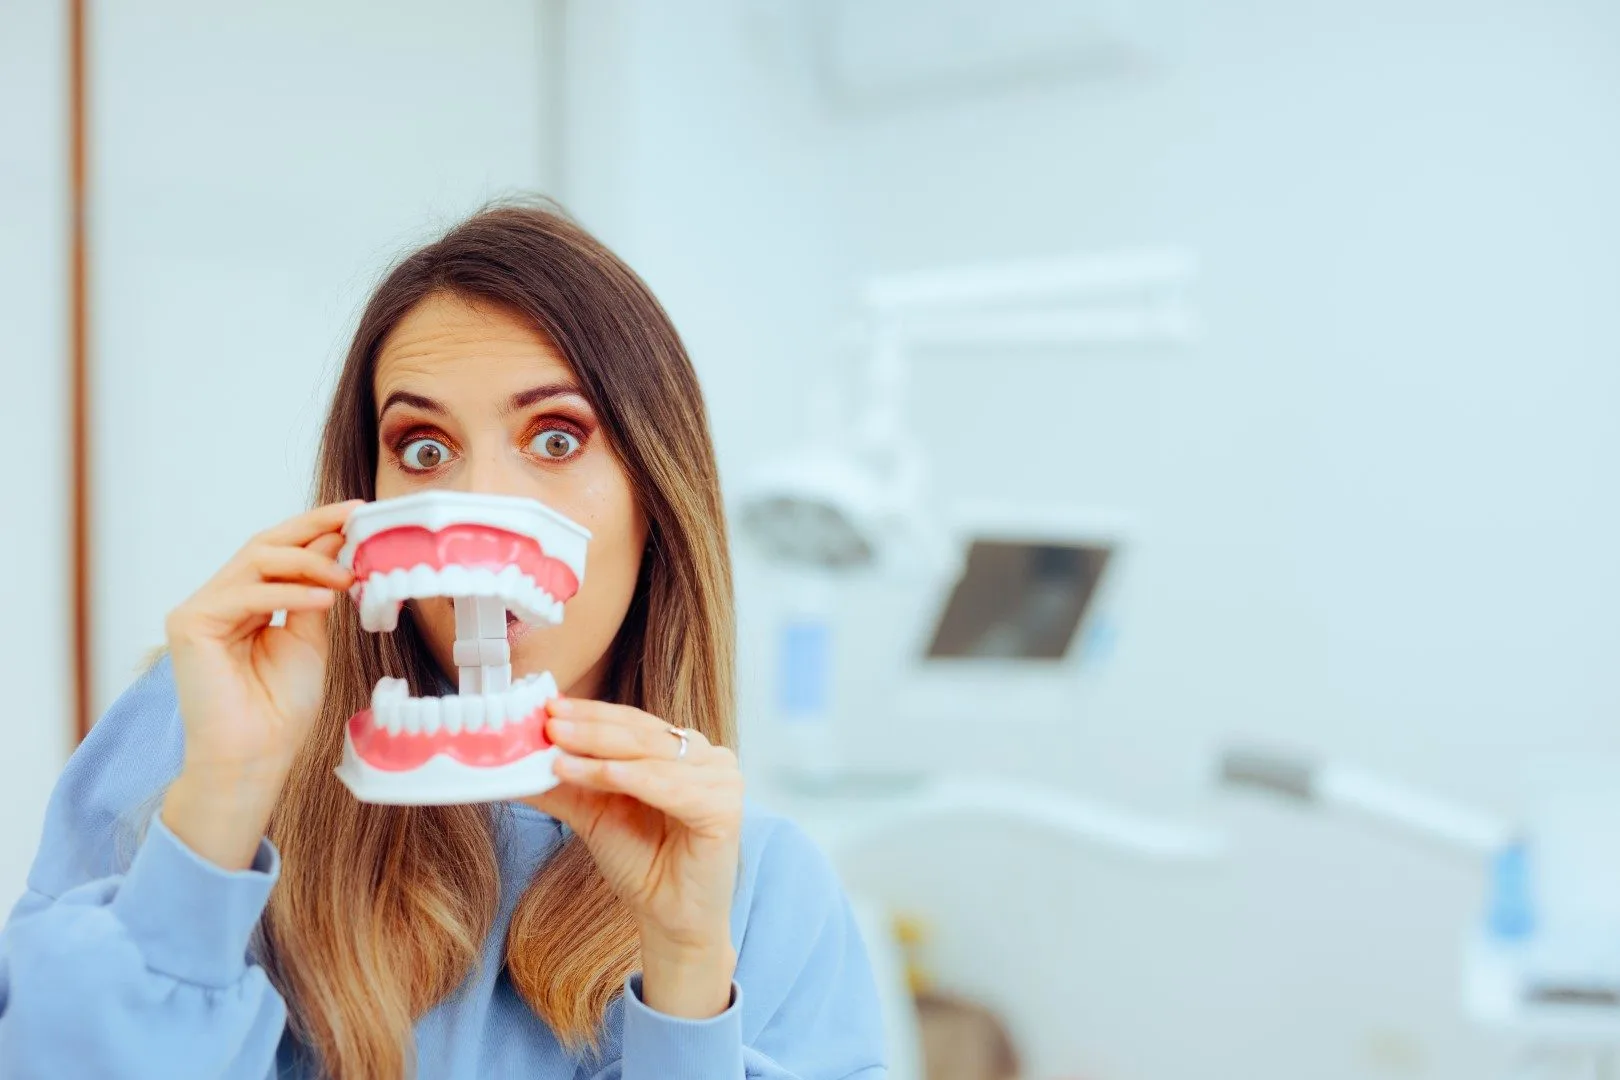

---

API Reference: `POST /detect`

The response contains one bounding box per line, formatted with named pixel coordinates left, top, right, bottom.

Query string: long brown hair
left=258, top=202, right=736, bottom=1078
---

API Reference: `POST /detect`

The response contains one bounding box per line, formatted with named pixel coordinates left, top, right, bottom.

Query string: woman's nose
left=452, top=447, right=534, bottom=500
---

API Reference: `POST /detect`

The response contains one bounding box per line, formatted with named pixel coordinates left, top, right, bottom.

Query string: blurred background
left=5, top=1, right=1620, bottom=1077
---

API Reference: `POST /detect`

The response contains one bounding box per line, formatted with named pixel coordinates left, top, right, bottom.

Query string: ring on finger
left=666, top=724, right=691, bottom=762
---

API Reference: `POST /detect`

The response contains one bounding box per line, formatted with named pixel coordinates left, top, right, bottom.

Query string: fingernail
left=549, top=718, right=575, bottom=736
left=548, top=698, right=574, bottom=716
left=554, top=754, right=585, bottom=776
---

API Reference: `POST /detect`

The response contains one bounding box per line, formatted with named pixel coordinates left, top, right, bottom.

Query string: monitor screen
left=923, top=539, right=1111, bottom=660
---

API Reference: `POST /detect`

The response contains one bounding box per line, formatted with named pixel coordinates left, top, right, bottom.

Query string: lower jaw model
left=333, top=491, right=591, bottom=805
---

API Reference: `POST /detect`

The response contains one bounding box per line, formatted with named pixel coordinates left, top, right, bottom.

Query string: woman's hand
left=161, top=500, right=360, bottom=870
left=525, top=700, right=744, bottom=1019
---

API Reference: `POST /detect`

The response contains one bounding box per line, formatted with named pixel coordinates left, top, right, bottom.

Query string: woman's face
left=371, top=292, right=647, bottom=698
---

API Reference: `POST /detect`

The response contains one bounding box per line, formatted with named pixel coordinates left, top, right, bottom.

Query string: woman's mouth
left=505, top=608, right=529, bottom=646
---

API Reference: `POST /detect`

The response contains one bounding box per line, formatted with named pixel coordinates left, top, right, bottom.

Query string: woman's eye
left=400, top=437, right=450, bottom=471
left=531, top=429, right=581, bottom=460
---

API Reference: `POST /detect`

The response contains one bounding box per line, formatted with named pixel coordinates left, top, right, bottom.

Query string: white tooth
left=462, top=700, right=485, bottom=733
left=359, top=579, right=383, bottom=630
left=442, top=695, right=463, bottom=735
left=371, top=680, right=389, bottom=710
left=486, top=697, right=506, bottom=732
left=497, top=565, right=523, bottom=601
left=363, top=594, right=382, bottom=631
left=470, top=568, right=498, bottom=597
left=372, top=569, right=398, bottom=605
left=381, top=601, right=402, bottom=633
left=372, top=704, right=387, bottom=728
left=442, top=565, right=471, bottom=595
left=385, top=705, right=403, bottom=736
left=505, top=688, right=528, bottom=721
left=536, top=671, right=558, bottom=701
left=408, top=564, right=437, bottom=598
left=401, top=699, right=422, bottom=734
left=419, top=696, right=441, bottom=735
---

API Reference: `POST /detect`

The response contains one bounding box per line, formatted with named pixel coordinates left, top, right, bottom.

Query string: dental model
left=333, top=491, right=590, bottom=805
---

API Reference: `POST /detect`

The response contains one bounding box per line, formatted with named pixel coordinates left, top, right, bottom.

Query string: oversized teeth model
left=338, top=490, right=586, bottom=633
left=332, top=491, right=591, bottom=805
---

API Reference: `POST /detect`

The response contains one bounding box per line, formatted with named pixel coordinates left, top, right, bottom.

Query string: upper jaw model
left=333, top=490, right=590, bottom=805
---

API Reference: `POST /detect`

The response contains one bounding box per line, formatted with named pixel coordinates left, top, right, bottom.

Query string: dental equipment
left=733, top=248, right=1197, bottom=575
left=1224, top=745, right=1620, bottom=1078
left=334, top=491, right=590, bottom=805
left=737, top=252, right=1203, bottom=1080
left=734, top=250, right=1194, bottom=779
left=1222, top=746, right=1510, bottom=856
left=784, top=772, right=1227, bottom=864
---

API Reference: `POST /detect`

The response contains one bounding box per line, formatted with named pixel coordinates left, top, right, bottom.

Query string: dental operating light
left=733, top=248, right=1197, bottom=575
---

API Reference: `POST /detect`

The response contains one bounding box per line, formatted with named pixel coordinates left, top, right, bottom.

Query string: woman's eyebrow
left=377, top=389, right=445, bottom=421
left=507, top=383, right=587, bottom=413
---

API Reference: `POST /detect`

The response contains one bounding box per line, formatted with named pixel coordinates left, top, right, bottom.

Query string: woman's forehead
left=374, top=294, right=572, bottom=400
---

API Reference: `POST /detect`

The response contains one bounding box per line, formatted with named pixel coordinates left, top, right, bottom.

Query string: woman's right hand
left=160, top=500, right=361, bottom=870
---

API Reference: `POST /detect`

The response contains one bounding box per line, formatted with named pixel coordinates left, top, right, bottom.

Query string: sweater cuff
left=109, top=813, right=279, bottom=988
left=621, top=973, right=744, bottom=1080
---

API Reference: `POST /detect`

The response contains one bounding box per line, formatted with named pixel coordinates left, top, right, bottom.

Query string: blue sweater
left=0, top=658, right=886, bottom=1079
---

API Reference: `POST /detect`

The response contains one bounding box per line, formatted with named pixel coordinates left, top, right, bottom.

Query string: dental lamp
left=733, top=247, right=1197, bottom=772
left=732, top=248, right=1197, bottom=577
left=734, top=244, right=1199, bottom=791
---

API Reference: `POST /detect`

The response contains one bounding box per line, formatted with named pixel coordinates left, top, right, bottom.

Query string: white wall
left=0, top=0, right=552, bottom=909
left=0, top=2, right=72, bottom=910
left=88, top=0, right=555, bottom=716
left=563, top=1, right=1620, bottom=1077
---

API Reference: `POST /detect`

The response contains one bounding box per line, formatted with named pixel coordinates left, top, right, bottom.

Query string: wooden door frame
left=70, top=0, right=93, bottom=742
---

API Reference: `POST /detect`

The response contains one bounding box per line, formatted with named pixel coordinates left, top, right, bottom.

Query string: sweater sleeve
left=0, top=658, right=287, bottom=1079
left=596, top=813, right=888, bottom=1080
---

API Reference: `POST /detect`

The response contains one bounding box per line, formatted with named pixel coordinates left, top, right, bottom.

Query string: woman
left=0, top=204, right=886, bottom=1079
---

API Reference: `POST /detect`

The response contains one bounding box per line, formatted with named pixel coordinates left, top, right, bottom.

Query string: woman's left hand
left=523, top=699, right=743, bottom=1019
